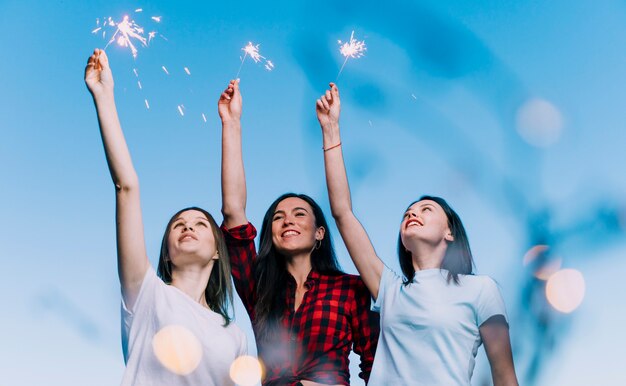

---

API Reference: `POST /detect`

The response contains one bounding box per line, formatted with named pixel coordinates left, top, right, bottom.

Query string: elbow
left=114, top=174, right=139, bottom=194
left=221, top=203, right=246, bottom=221
left=331, top=207, right=352, bottom=224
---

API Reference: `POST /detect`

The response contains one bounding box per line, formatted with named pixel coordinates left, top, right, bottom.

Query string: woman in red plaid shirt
left=217, top=80, right=379, bottom=385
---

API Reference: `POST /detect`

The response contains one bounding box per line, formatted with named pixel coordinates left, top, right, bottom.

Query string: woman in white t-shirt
left=85, top=49, right=246, bottom=385
left=315, top=83, right=518, bottom=386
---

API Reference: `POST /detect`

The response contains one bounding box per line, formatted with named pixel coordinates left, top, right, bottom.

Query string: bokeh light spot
left=230, top=355, right=263, bottom=386
left=546, top=269, right=586, bottom=313
left=152, top=325, right=202, bottom=375
left=516, top=98, right=564, bottom=147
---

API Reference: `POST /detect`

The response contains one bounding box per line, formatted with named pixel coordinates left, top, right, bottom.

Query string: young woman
left=316, top=82, right=519, bottom=386
left=85, top=49, right=246, bottom=385
left=218, top=80, right=379, bottom=385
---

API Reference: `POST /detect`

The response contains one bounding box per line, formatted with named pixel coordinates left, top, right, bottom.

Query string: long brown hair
left=254, top=193, right=342, bottom=338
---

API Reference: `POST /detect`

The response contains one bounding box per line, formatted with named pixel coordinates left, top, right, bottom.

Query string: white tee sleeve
left=476, top=276, right=508, bottom=326
left=372, top=265, right=400, bottom=313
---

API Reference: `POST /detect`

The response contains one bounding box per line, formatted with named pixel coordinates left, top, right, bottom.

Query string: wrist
left=321, top=120, right=340, bottom=133
left=91, top=89, right=115, bottom=103
left=221, top=119, right=241, bottom=130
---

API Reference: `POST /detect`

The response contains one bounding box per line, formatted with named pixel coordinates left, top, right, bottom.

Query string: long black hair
left=157, top=207, right=234, bottom=326
left=254, top=193, right=342, bottom=338
left=398, top=196, right=474, bottom=285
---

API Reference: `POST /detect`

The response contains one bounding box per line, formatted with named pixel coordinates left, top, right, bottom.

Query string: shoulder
left=458, top=274, right=503, bottom=299
left=462, top=274, right=500, bottom=288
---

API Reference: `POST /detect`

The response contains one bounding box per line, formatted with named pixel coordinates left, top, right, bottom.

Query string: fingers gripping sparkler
left=336, top=30, right=367, bottom=80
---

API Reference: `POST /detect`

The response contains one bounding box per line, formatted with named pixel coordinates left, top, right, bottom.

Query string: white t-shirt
left=369, top=266, right=507, bottom=386
left=121, top=267, right=247, bottom=386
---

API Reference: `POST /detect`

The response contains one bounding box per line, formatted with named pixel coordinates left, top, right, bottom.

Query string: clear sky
left=1, top=0, right=625, bottom=384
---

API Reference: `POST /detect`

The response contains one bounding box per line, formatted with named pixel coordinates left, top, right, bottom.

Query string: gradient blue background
left=1, top=0, right=625, bottom=384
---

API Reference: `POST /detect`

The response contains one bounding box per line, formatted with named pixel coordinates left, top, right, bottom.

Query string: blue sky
left=1, top=0, right=626, bottom=384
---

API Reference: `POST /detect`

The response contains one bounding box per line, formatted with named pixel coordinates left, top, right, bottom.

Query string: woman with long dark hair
left=85, top=49, right=246, bottom=385
left=218, top=80, right=378, bottom=385
left=316, top=82, right=518, bottom=385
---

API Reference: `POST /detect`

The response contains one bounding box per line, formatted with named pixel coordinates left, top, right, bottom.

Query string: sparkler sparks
left=101, top=16, right=147, bottom=59
left=93, top=12, right=161, bottom=59
left=337, top=30, right=367, bottom=79
left=236, top=42, right=274, bottom=78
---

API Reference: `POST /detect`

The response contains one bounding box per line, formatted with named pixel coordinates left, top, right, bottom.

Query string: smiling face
left=270, top=197, right=325, bottom=258
left=400, top=199, right=453, bottom=250
left=167, top=209, right=218, bottom=265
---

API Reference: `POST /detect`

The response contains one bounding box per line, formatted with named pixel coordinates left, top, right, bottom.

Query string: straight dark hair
left=398, top=196, right=474, bottom=286
left=254, top=193, right=342, bottom=339
left=157, top=207, right=234, bottom=326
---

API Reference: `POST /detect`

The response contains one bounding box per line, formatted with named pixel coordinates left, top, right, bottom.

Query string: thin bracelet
left=323, top=142, right=342, bottom=152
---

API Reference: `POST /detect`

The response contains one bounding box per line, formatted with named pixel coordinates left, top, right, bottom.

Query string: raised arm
left=85, top=49, right=148, bottom=309
left=480, top=316, right=519, bottom=386
left=219, top=79, right=248, bottom=229
left=316, top=83, right=384, bottom=299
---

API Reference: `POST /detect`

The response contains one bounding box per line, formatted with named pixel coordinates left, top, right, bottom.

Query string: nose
left=183, top=225, right=194, bottom=232
left=282, top=215, right=295, bottom=226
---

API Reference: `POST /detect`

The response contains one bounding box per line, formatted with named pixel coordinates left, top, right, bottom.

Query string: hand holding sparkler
left=218, top=79, right=242, bottom=125
left=85, top=49, right=114, bottom=97
left=316, top=82, right=341, bottom=131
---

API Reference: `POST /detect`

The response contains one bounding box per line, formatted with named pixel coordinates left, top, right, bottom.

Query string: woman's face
left=400, top=200, right=453, bottom=249
left=167, top=209, right=218, bottom=264
left=271, top=197, right=324, bottom=257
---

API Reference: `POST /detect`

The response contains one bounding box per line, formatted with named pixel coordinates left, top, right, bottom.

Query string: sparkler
left=93, top=10, right=161, bottom=59
left=337, top=30, right=367, bottom=79
left=235, top=42, right=274, bottom=78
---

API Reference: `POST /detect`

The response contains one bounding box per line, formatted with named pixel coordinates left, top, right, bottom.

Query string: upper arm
left=335, top=212, right=384, bottom=300
left=116, top=184, right=150, bottom=310
left=480, top=315, right=519, bottom=386
left=221, top=224, right=257, bottom=315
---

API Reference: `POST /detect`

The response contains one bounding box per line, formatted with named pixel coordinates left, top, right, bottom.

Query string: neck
left=286, top=254, right=312, bottom=287
left=170, top=261, right=216, bottom=307
left=408, top=241, right=447, bottom=272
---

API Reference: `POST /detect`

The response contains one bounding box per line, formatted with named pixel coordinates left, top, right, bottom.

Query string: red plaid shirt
left=222, top=222, right=379, bottom=385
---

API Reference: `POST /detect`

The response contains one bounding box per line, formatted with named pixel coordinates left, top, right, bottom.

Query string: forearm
left=321, top=122, right=352, bottom=220
left=221, top=120, right=248, bottom=228
left=93, top=92, right=139, bottom=191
